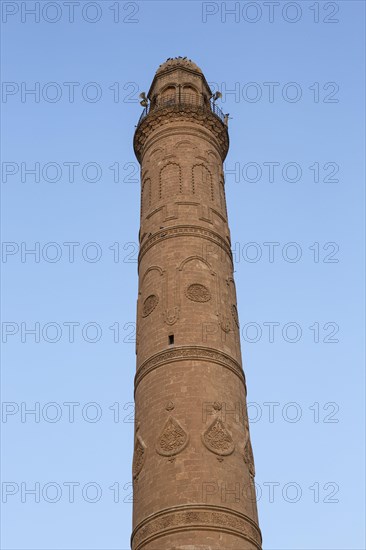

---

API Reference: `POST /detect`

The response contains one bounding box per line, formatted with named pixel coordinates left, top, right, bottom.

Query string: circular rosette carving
left=156, top=416, right=189, bottom=457
left=133, top=435, right=146, bottom=480
left=142, top=294, right=159, bottom=317
left=185, top=283, right=211, bottom=303
left=232, top=304, right=239, bottom=328
left=202, top=417, right=235, bottom=456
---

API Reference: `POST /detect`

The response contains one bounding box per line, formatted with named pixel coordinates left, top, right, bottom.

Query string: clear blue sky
left=1, top=1, right=365, bottom=549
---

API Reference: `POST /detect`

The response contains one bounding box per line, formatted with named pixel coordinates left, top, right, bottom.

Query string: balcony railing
left=136, top=93, right=226, bottom=127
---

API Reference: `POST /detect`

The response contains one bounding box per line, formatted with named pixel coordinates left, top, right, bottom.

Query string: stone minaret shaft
left=131, top=58, right=261, bottom=550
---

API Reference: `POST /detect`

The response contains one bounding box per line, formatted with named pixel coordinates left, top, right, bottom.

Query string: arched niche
left=177, top=256, right=218, bottom=316
left=138, top=266, right=164, bottom=320
left=192, top=163, right=214, bottom=200
left=159, top=162, right=182, bottom=199
left=182, top=84, right=200, bottom=105
left=141, top=177, right=151, bottom=217
left=159, top=85, right=176, bottom=107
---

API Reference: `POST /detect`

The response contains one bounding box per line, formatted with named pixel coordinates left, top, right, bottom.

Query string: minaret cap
left=156, top=56, right=203, bottom=75
left=147, top=56, right=212, bottom=99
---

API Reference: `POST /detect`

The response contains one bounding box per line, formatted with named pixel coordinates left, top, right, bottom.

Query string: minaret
left=131, top=57, right=262, bottom=550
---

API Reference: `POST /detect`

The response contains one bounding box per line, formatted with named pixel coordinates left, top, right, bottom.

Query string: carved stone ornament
left=133, top=435, right=147, bottom=480
left=138, top=225, right=233, bottom=268
left=156, top=416, right=189, bottom=457
left=220, top=315, right=231, bottom=333
left=244, top=439, right=255, bottom=478
left=185, top=283, right=211, bottom=303
left=202, top=417, right=235, bottom=456
left=231, top=304, right=240, bottom=328
left=131, top=504, right=263, bottom=550
left=142, top=294, right=159, bottom=317
left=165, top=401, right=175, bottom=411
left=135, top=346, right=246, bottom=393
left=163, top=306, right=179, bottom=325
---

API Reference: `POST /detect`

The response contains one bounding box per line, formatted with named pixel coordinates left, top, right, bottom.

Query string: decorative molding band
left=211, top=206, right=227, bottom=223
left=131, top=504, right=262, bottom=550
left=134, top=105, right=229, bottom=162
left=138, top=225, right=233, bottom=268
left=135, top=346, right=245, bottom=393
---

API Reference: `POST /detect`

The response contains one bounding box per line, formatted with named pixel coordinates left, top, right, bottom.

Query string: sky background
left=1, top=1, right=365, bottom=549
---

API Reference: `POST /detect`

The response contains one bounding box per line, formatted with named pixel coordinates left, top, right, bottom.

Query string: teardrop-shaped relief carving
left=133, top=435, right=147, bottom=479
left=202, top=417, right=235, bottom=456
left=244, top=438, right=255, bottom=478
left=156, top=416, right=189, bottom=457
left=231, top=304, right=240, bottom=328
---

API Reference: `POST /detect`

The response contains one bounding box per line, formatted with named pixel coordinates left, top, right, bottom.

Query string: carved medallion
left=142, top=294, right=159, bottom=317
left=202, top=417, right=234, bottom=456
left=133, top=435, right=146, bottom=480
left=156, top=416, right=189, bottom=457
left=185, top=283, right=211, bottom=303
left=232, top=304, right=240, bottom=328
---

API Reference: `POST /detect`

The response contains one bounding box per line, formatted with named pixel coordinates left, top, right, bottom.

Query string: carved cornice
left=131, top=504, right=262, bottom=550
left=138, top=225, right=233, bottom=269
left=135, top=346, right=246, bottom=393
left=134, top=105, right=229, bottom=162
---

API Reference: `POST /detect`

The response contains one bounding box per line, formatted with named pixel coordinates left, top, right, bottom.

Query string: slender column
left=131, top=57, right=261, bottom=550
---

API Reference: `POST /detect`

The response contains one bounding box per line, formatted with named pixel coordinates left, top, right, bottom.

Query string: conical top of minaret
left=156, top=56, right=203, bottom=75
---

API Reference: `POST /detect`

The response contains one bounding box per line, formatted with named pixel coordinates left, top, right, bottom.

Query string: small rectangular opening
left=168, top=334, right=174, bottom=346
